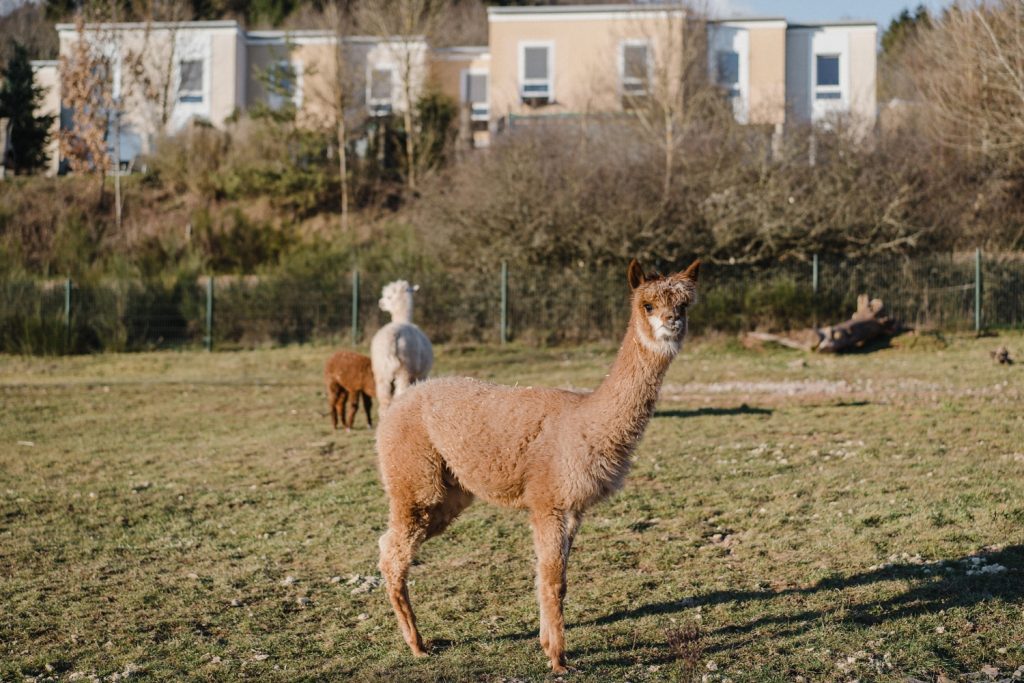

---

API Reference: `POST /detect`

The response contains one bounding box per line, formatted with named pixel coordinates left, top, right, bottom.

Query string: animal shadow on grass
left=655, top=404, right=773, bottom=419
left=576, top=545, right=1024, bottom=669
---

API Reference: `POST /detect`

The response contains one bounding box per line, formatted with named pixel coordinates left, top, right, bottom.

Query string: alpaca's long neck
left=389, top=300, right=413, bottom=324
left=577, top=312, right=675, bottom=468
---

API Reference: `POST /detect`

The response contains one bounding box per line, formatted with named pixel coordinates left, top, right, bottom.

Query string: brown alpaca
left=375, top=258, right=700, bottom=673
left=324, top=350, right=376, bottom=431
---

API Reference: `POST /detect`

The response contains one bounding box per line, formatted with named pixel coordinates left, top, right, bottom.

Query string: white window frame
left=267, top=59, right=303, bottom=111
left=177, top=59, right=205, bottom=104
left=169, top=31, right=211, bottom=133
left=715, top=49, right=741, bottom=98
left=814, top=54, right=842, bottom=101
left=707, top=25, right=749, bottom=124
left=518, top=40, right=554, bottom=102
left=619, top=39, right=651, bottom=98
left=810, top=29, right=849, bottom=122
left=367, top=63, right=396, bottom=116
left=460, top=68, right=489, bottom=122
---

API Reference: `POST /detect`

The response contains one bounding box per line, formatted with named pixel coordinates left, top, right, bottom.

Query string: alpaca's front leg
left=531, top=511, right=572, bottom=673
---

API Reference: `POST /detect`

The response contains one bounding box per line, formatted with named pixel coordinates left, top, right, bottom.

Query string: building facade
left=25, top=5, right=877, bottom=176
left=486, top=5, right=876, bottom=136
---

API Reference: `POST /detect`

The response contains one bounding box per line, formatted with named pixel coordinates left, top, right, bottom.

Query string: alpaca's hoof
left=548, top=660, right=572, bottom=675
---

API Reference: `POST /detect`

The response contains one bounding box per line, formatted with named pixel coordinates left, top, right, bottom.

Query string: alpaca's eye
left=643, top=303, right=653, bottom=313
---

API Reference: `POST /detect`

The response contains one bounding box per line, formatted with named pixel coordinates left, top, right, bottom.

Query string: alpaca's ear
left=627, top=259, right=646, bottom=290
left=678, top=259, right=700, bottom=283
left=412, top=284, right=420, bottom=292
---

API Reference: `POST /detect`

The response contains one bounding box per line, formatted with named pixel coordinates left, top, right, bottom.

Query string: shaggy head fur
left=379, top=280, right=419, bottom=325
left=374, top=257, right=700, bottom=673
left=627, top=259, right=700, bottom=357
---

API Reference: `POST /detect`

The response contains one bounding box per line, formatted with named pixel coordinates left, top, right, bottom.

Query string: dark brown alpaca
left=324, top=350, right=376, bottom=431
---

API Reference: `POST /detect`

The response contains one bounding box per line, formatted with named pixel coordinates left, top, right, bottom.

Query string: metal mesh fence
left=2, top=252, right=1022, bottom=354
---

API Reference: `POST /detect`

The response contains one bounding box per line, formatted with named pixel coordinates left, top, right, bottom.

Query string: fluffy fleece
left=370, top=280, right=434, bottom=413
left=323, top=350, right=375, bottom=431
left=375, top=258, right=700, bottom=673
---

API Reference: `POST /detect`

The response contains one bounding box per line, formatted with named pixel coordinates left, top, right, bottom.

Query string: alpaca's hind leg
left=531, top=510, right=576, bottom=673
left=335, top=388, right=350, bottom=432
left=345, top=391, right=361, bottom=430
left=379, top=484, right=474, bottom=658
left=362, top=393, right=373, bottom=428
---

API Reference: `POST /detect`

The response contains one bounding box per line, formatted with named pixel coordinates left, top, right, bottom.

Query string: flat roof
left=56, top=20, right=241, bottom=31
left=432, top=46, right=488, bottom=54
left=245, top=31, right=425, bottom=45
left=489, top=4, right=683, bottom=13
left=788, top=20, right=877, bottom=29
left=709, top=16, right=786, bottom=24
left=487, top=6, right=874, bottom=28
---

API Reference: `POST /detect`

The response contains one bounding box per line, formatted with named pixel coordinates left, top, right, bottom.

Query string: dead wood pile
left=747, top=295, right=902, bottom=353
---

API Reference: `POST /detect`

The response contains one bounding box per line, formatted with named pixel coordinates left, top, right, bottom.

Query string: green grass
left=2, top=333, right=1023, bottom=681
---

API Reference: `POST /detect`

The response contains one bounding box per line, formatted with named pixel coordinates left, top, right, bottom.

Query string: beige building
left=486, top=4, right=877, bottom=135
left=487, top=5, right=689, bottom=119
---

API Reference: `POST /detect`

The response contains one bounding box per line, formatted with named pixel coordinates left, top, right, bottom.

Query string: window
left=368, top=67, right=394, bottom=116
left=465, top=72, right=488, bottom=121
left=267, top=61, right=299, bottom=111
left=815, top=54, right=841, bottom=100
left=519, top=42, right=552, bottom=104
left=178, top=59, right=203, bottom=103
left=621, top=42, right=649, bottom=97
left=716, top=50, right=740, bottom=99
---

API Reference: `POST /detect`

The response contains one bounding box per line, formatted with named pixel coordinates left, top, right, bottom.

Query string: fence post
left=812, top=253, right=819, bottom=295
left=500, top=260, right=508, bottom=345
left=351, top=269, right=360, bottom=345
left=204, top=275, right=214, bottom=351
left=975, top=247, right=982, bottom=334
left=64, top=277, right=72, bottom=350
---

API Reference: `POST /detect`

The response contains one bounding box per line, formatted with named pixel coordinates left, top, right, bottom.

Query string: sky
left=709, top=0, right=946, bottom=30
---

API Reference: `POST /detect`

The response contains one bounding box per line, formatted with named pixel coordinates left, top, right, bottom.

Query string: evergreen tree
left=0, top=42, right=55, bottom=175
left=881, top=5, right=932, bottom=57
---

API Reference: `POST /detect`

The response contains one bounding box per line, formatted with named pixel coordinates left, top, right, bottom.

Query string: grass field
left=2, top=332, right=1023, bottom=682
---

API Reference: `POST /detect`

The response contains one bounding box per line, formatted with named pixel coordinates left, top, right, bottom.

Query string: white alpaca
left=370, top=280, right=434, bottom=412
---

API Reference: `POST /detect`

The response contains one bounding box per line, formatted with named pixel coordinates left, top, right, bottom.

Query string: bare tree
left=618, top=3, right=728, bottom=202
left=358, top=0, right=445, bottom=191
left=909, top=1, right=1024, bottom=171
left=123, top=1, right=192, bottom=134
left=59, top=15, right=113, bottom=202
left=305, top=2, right=364, bottom=231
